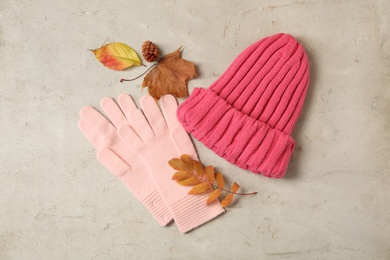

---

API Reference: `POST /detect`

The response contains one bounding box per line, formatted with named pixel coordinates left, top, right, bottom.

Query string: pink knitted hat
left=177, top=33, right=310, bottom=178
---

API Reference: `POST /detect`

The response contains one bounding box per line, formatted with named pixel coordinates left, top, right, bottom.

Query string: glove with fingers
left=118, top=94, right=225, bottom=233
left=79, top=94, right=172, bottom=226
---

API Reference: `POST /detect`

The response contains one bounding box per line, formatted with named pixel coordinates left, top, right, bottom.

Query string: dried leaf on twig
left=168, top=154, right=257, bottom=207
left=207, top=189, right=222, bottom=204
left=205, top=166, right=215, bottom=183
left=232, top=182, right=240, bottom=193
left=168, top=158, right=187, bottom=171
left=180, top=154, right=194, bottom=171
left=177, top=176, right=201, bottom=186
left=221, top=194, right=234, bottom=207
left=193, top=160, right=205, bottom=178
left=215, top=172, right=225, bottom=189
left=172, top=171, right=192, bottom=181
left=188, top=183, right=212, bottom=195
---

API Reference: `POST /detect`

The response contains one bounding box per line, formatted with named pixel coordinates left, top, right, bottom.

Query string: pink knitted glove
left=118, top=95, right=225, bottom=233
left=79, top=94, right=172, bottom=226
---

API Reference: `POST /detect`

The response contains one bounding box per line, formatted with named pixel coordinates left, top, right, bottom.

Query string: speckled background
left=1, top=1, right=389, bottom=259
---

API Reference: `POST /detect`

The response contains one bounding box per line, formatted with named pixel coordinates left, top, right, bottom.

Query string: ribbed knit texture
left=142, top=189, right=173, bottom=226
left=170, top=193, right=225, bottom=233
left=177, top=33, right=310, bottom=178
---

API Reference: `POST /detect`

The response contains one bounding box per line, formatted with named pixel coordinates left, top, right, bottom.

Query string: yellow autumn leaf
left=232, top=182, right=240, bottom=193
left=188, top=183, right=212, bottom=195
left=220, top=194, right=234, bottom=207
left=180, top=154, right=194, bottom=171
left=193, top=160, right=205, bottom=178
left=168, top=158, right=186, bottom=171
left=205, top=166, right=215, bottom=183
left=177, top=177, right=201, bottom=186
left=215, top=172, right=225, bottom=189
left=171, top=171, right=192, bottom=181
left=91, top=42, right=142, bottom=71
left=207, top=189, right=222, bottom=204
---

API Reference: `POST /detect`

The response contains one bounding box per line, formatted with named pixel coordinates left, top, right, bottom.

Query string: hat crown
left=209, top=33, right=310, bottom=134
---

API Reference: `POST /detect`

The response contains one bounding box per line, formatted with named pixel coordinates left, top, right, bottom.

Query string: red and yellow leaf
left=193, top=160, right=205, bottom=178
left=215, top=172, right=225, bottom=189
left=177, top=177, right=201, bottom=186
left=142, top=47, right=197, bottom=100
left=207, top=189, right=222, bottom=204
left=168, top=158, right=186, bottom=171
left=171, top=171, right=192, bottom=181
left=180, top=154, right=194, bottom=171
left=205, top=166, right=215, bottom=183
left=188, top=183, right=212, bottom=195
left=91, top=42, right=142, bottom=70
left=232, top=182, right=240, bottom=193
left=220, top=194, right=234, bottom=207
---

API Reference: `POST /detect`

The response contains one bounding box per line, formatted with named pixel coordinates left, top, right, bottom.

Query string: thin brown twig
left=120, top=63, right=157, bottom=83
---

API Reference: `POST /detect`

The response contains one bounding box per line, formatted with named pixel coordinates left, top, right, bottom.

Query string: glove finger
left=118, top=94, right=154, bottom=141
left=170, top=125, right=198, bottom=159
left=118, top=125, right=144, bottom=151
left=100, top=97, right=128, bottom=129
left=78, top=119, right=108, bottom=150
left=140, top=95, right=168, bottom=136
left=79, top=106, right=116, bottom=138
left=97, top=148, right=130, bottom=177
left=118, top=94, right=137, bottom=121
left=128, top=109, right=155, bottom=142
left=160, top=94, right=181, bottom=130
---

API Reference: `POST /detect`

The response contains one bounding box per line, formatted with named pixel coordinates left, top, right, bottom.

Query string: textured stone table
left=1, top=1, right=389, bottom=259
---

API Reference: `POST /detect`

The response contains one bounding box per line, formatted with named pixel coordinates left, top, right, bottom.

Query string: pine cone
left=142, top=41, right=160, bottom=62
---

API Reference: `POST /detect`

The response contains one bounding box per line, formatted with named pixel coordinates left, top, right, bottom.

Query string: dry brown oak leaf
left=142, top=47, right=197, bottom=100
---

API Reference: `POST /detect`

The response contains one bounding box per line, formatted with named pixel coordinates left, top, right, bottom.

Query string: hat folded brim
left=177, top=87, right=295, bottom=178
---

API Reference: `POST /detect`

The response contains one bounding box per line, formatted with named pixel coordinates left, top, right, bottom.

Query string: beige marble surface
left=1, top=0, right=389, bottom=259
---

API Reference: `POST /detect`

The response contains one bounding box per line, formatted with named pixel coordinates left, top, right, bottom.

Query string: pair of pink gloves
left=79, top=94, right=224, bottom=233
